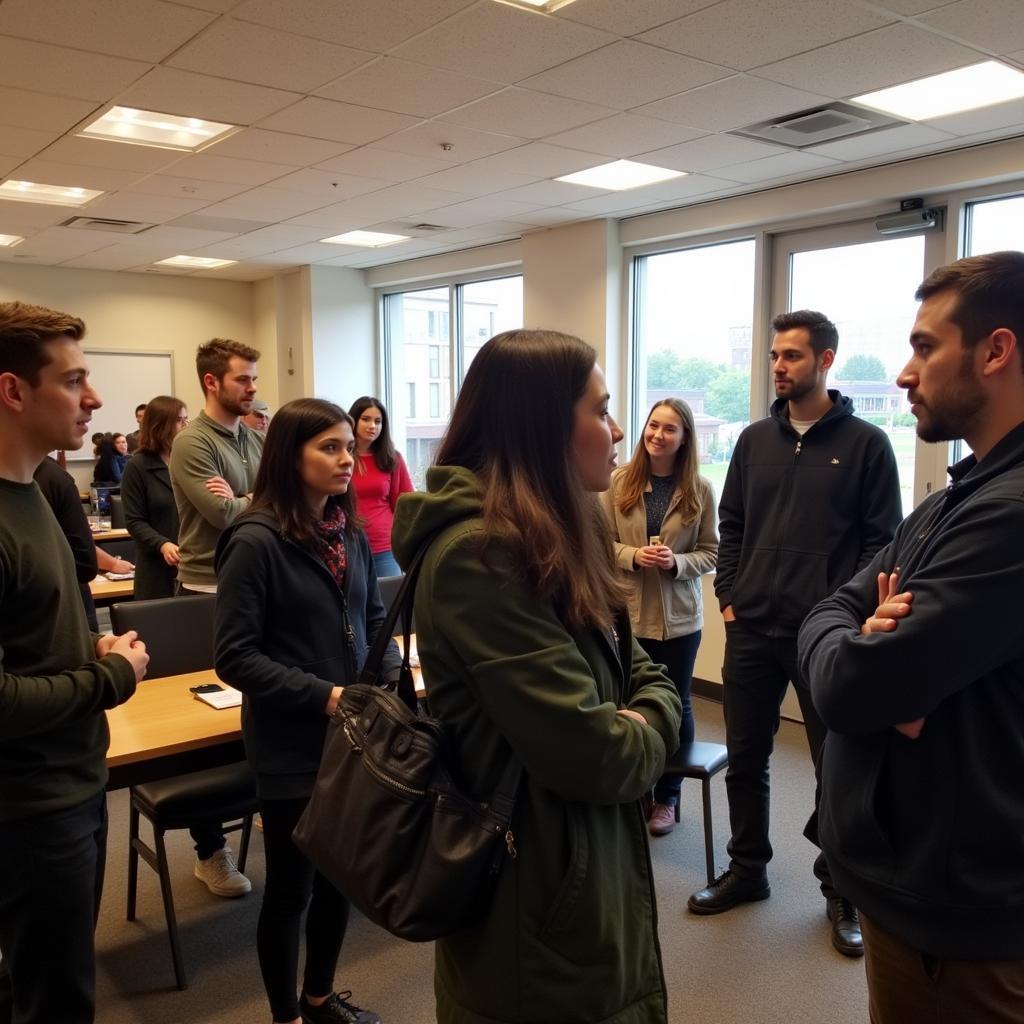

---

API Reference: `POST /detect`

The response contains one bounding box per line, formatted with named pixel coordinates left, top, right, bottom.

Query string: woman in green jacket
left=392, top=329, right=682, bottom=1024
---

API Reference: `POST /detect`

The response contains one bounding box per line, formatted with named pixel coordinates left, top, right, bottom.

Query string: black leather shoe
left=827, top=897, right=864, bottom=958
left=687, top=869, right=770, bottom=915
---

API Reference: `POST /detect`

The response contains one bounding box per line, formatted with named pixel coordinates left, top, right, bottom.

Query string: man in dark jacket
left=799, top=251, right=1024, bottom=1021
left=688, top=310, right=902, bottom=960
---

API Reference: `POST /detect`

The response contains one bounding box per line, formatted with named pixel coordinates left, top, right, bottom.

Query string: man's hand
left=108, top=631, right=149, bottom=683
left=160, top=541, right=181, bottom=566
left=722, top=605, right=736, bottom=623
left=616, top=707, right=649, bottom=726
left=95, top=634, right=117, bottom=658
left=325, top=685, right=343, bottom=716
left=205, top=475, right=235, bottom=500
left=861, top=569, right=913, bottom=635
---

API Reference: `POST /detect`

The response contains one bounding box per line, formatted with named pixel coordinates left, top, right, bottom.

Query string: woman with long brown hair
left=603, top=398, right=718, bottom=837
left=392, top=329, right=681, bottom=1024
left=120, top=396, right=188, bottom=599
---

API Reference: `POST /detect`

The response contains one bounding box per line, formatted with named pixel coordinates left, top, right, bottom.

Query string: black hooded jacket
left=715, top=390, right=902, bottom=637
left=214, top=506, right=400, bottom=799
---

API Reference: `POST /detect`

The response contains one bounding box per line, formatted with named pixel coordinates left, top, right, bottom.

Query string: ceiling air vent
left=731, top=102, right=902, bottom=149
left=61, top=216, right=155, bottom=234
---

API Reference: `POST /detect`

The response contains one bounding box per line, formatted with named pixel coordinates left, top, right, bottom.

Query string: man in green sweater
left=0, top=302, right=150, bottom=1024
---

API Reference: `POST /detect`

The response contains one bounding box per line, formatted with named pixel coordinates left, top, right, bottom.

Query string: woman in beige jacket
left=603, top=398, right=719, bottom=836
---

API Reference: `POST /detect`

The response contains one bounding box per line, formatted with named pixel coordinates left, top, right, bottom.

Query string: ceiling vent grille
left=730, top=102, right=902, bottom=148
left=61, top=216, right=155, bottom=234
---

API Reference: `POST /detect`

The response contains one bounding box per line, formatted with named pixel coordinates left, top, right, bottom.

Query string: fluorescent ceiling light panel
left=321, top=230, right=411, bottom=247
left=555, top=160, right=686, bottom=191
left=0, top=180, right=103, bottom=206
left=0, top=233, right=24, bottom=247
left=853, top=61, right=1024, bottom=121
left=155, top=255, right=237, bottom=269
left=78, top=107, right=238, bottom=152
left=496, top=0, right=579, bottom=12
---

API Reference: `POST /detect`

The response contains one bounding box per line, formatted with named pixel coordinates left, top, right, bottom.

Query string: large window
left=383, top=274, right=523, bottom=488
left=632, top=239, right=756, bottom=496
left=966, top=193, right=1024, bottom=255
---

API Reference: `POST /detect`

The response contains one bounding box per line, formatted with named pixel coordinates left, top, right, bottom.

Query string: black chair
left=377, top=574, right=412, bottom=635
left=661, top=741, right=729, bottom=884
left=110, top=596, right=258, bottom=990
left=109, top=493, right=125, bottom=529
left=97, top=536, right=136, bottom=563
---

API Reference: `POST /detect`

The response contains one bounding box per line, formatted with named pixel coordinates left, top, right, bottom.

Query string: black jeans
left=0, top=792, right=107, bottom=1024
left=258, top=796, right=351, bottom=1023
left=721, top=621, right=835, bottom=897
left=639, top=631, right=700, bottom=805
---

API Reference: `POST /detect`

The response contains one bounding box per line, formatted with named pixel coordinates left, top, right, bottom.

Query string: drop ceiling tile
left=0, top=88, right=98, bottom=134
left=390, top=2, right=614, bottom=84
left=522, top=40, right=730, bottom=108
left=924, top=96, right=1024, bottom=135
left=193, top=186, right=340, bottom=220
left=118, top=67, right=300, bottom=125
left=0, top=202, right=74, bottom=232
left=234, top=0, right=477, bottom=52
left=0, top=155, right=22, bottom=177
left=260, top=169, right=382, bottom=200
left=412, top=195, right=544, bottom=229
left=57, top=246, right=178, bottom=271
left=200, top=261, right=288, bottom=281
left=636, top=75, right=831, bottom=132
left=374, top=122, right=526, bottom=163
left=166, top=0, right=239, bottom=11
left=191, top=224, right=329, bottom=258
left=713, top=149, right=841, bottom=183
left=411, top=164, right=538, bottom=198
left=636, top=134, right=787, bottom=172
left=754, top=23, right=984, bottom=96
left=808, top=123, right=955, bottom=159
left=166, top=152, right=293, bottom=185
left=167, top=19, right=376, bottom=93
left=638, top=0, right=893, bottom=71
left=497, top=179, right=611, bottom=205
left=920, top=0, right=1024, bottom=54
left=561, top=173, right=734, bottom=213
left=0, top=126, right=60, bottom=159
left=316, top=58, right=500, bottom=118
left=8, top=158, right=145, bottom=191
left=207, top=129, right=353, bottom=167
left=84, top=192, right=211, bottom=222
left=123, top=175, right=251, bottom=201
left=513, top=206, right=589, bottom=226
left=0, top=0, right=216, bottom=62
left=39, top=136, right=185, bottom=174
left=313, top=148, right=452, bottom=182
left=262, top=241, right=355, bottom=263
left=0, top=38, right=150, bottom=101
left=875, top=0, right=958, bottom=12
left=9, top=226, right=128, bottom=260
left=1008, top=49, right=1024, bottom=66
left=465, top=142, right=610, bottom=178
left=127, top=223, right=239, bottom=247
left=287, top=182, right=471, bottom=230
left=438, top=88, right=616, bottom=140
left=256, top=98, right=420, bottom=145
left=554, top=0, right=721, bottom=36
left=543, top=114, right=706, bottom=157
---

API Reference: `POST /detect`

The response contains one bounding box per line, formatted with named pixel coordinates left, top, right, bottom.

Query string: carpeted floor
left=94, top=696, right=869, bottom=1023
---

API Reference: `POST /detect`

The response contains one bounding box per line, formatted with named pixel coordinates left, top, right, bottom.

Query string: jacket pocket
left=539, top=804, right=589, bottom=937
left=667, top=575, right=700, bottom=628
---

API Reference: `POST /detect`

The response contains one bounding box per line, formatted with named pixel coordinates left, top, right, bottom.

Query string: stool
left=662, top=741, right=729, bottom=884
left=127, top=761, right=259, bottom=990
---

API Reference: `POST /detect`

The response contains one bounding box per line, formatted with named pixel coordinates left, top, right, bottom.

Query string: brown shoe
left=648, top=802, right=676, bottom=836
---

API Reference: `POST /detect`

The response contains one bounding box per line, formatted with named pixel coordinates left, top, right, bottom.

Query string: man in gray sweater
left=0, top=301, right=149, bottom=1024
left=169, top=337, right=263, bottom=898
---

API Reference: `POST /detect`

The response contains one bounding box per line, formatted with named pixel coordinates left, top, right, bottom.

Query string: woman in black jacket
left=93, top=432, right=128, bottom=485
left=214, top=398, right=398, bottom=1024
left=119, top=396, right=187, bottom=600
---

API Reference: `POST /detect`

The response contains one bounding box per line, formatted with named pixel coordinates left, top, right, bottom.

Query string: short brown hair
left=195, top=337, right=259, bottom=393
left=916, top=251, right=1024, bottom=360
left=0, top=301, right=85, bottom=385
left=772, top=309, right=838, bottom=357
left=138, top=395, right=186, bottom=456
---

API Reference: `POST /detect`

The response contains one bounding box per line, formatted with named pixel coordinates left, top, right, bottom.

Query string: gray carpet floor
left=94, top=697, right=869, bottom=1023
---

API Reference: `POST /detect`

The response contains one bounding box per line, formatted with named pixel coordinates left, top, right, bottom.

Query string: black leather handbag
left=292, top=538, right=522, bottom=942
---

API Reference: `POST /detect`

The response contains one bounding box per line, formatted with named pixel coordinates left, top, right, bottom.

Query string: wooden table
left=90, top=575, right=134, bottom=605
left=92, top=527, right=130, bottom=542
left=106, top=669, right=243, bottom=789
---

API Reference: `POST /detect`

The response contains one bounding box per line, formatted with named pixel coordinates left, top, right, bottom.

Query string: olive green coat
left=393, top=467, right=682, bottom=1024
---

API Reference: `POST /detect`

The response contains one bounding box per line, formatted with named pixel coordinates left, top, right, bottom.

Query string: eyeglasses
left=176, top=415, right=189, bottom=424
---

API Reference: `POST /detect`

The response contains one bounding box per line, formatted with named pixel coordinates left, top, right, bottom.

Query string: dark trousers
left=0, top=792, right=107, bottom=1024
left=862, top=915, right=1024, bottom=1023
left=639, top=631, right=700, bottom=805
left=721, top=622, right=835, bottom=896
left=258, top=796, right=351, bottom=1023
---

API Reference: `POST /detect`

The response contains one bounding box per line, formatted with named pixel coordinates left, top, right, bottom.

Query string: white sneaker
left=193, top=846, right=252, bottom=897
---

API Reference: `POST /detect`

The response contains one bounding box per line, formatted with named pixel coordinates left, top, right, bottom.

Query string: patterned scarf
left=314, top=501, right=347, bottom=590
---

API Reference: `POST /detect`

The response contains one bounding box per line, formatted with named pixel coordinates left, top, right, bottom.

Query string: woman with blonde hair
left=393, top=329, right=681, bottom=1024
left=603, top=397, right=718, bottom=837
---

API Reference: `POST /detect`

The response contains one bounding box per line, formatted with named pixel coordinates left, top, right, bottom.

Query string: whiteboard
left=68, top=349, right=175, bottom=461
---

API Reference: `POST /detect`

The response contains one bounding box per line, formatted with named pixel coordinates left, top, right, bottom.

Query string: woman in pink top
left=348, top=396, right=413, bottom=578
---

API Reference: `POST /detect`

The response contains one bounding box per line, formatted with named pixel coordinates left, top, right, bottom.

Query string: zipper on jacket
left=794, top=439, right=802, bottom=456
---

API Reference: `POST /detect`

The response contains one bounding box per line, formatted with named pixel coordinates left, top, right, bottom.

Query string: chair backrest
left=111, top=594, right=216, bottom=679
left=109, top=494, right=125, bottom=529
left=98, top=537, right=136, bottom=562
left=376, top=574, right=412, bottom=636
